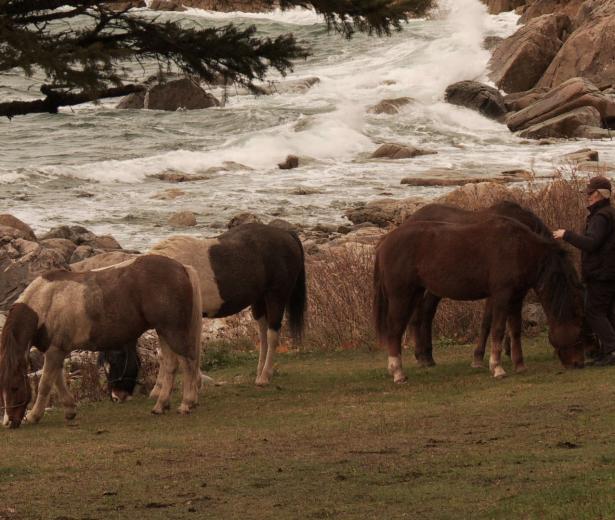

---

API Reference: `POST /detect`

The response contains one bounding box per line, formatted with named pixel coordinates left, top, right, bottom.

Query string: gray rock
left=371, top=143, right=437, bottom=160
left=518, top=106, right=603, bottom=139
left=445, top=81, right=507, bottom=120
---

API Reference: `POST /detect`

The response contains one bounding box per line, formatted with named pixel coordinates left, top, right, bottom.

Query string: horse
left=374, top=215, right=586, bottom=383
left=0, top=255, right=202, bottom=428
left=406, top=201, right=556, bottom=368
left=71, top=223, right=307, bottom=395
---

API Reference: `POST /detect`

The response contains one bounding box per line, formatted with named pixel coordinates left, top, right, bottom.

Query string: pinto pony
left=71, top=223, right=307, bottom=392
left=0, top=255, right=202, bottom=428
left=374, top=215, right=586, bottom=383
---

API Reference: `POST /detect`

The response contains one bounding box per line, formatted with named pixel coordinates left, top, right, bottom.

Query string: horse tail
left=373, top=251, right=388, bottom=343
left=184, top=265, right=203, bottom=367
left=0, top=303, right=38, bottom=389
left=287, top=232, right=307, bottom=343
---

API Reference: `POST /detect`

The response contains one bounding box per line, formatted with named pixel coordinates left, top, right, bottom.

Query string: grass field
left=2, top=337, right=615, bottom=520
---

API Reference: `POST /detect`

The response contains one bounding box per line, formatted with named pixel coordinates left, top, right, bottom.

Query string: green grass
left=2, top=337, right=615, bottom=520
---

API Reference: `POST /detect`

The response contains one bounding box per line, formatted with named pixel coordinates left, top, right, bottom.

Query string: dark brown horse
left=0, top=255, right=202, bottom=428
left=374, top=215, right=586, bottom=383
left=71, top=223, right=307, bottom=390
left=406, top=201, right=556, bottom=368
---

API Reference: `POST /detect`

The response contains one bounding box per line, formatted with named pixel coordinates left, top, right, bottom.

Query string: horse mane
left=536, top=245, right=582, bottom=323
left=0, top=303, right=38, bottom=388
left=490, top=201, right=553, bottom=240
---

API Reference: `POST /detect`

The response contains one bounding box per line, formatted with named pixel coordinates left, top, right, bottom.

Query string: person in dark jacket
left=554, top=175, right=615, bottom=365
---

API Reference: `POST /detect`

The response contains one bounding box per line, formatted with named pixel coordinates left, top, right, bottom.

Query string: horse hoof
left=417, top=360, right=436, bottom=368
left=151, top=407, right=164, bottom=415
left=492, top=369, right=507, bottom=379
left=255, top=377, right=270, bottom=386
left=64, top=411, right=77, bottom=421
left=393, top=375, right=408, bottom=384
left=25, top=413, right=40, bottom=424
left=514, top=364, right=527, bottom=373
left=471, top=361, right=484, bottom=368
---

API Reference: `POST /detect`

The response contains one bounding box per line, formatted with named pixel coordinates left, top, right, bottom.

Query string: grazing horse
left=374, top=215, right=586, bottom=383
left=0, top=255, right=202, bottom=428
left=71, top=223, right=307, bottom=392
left=406, top=202, right=555, bottom=368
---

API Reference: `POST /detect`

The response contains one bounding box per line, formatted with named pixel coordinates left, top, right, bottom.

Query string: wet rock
left=151, top=188, right=187, bottom=200
left=370, top=143, right=437, bottom=160
left=518, top=0, right=584, bottom=24
left=368, top=97, right=415, bottom=115
left=41, top=225, right=96, bottom=245
left=444, top=81, right=507, bottom=121
left=261, top=77, right=320, bottom=95
left=0, top=225, right=33, bottom=241
left=153, top=170, right=209, bottom=183
left=148, top=0, right=186, bottom=10
left=538, top=3, right=615, bottom=90
left=70, top=245, right=101, bottom=264
left=480, top=0, right=528, bottom=14
left=503, top=87, right=550, bottom=112
left=92, top=235, right=122, bottom=250
left=118, top=78, right=219, bottom=111
left=562, top=148, right=599, bottom=163
left=0, top=242, right=67, bottom=310
left=39, top=238, right=77, bottom=263
left=181, top=0, right=275, bottom=12
left=483, top=36, right=504, bottom=51
left=344, top=197, right=426, bottom=227
left=278, top=155, right=299, bottom=170
left=506, top=78, right=615, bottom=132
left=107, top=0, right=146, bottom=9
left=290, top=187, right=322, bottom=196
left=573, top=126, right=612, bottom=140
left=168, top=211, right=197, bottom=227
left=518, top=106, right=603, bottom=139
left=70, top=251, right=140, bottom=272
left=0, top=214, right=36, bottom=241
left=268, top=219, right=297, bottom=232
left=227, top=213, right=262, bottom=229
left=488, top=14, right=571, bottom=94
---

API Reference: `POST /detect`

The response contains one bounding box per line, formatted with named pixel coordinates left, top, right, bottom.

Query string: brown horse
left=406, top=201, right=558, bottom=368
left=72, top=223, right=307, bottom=389
left=0, top=255, right=202, bottom=428
left=374, top=215, right=586, bottom=383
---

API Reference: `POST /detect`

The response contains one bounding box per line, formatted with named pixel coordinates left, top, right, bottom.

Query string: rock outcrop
left=444, top=81, right=507, bottom=120
left=518, top=106, right=602, bottom=139
left=488, top=14, right=571, bottom=94
left=368, top=97, right=415, bottom=115
left=117, top=78, right=220, bottom=111
left=506, top=77, right=615, bottom=132
left=371, top=143, right=437, bottom=160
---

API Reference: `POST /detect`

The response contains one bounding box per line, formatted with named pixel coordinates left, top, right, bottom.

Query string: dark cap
left=586, top=176, right=612, bottom=194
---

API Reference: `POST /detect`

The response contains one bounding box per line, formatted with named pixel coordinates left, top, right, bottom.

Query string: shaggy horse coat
left=71, top=223, right=307, bottom=390
left=0, top=255, right=202, bottom=428
left=374, top=215, right=586, bottom=383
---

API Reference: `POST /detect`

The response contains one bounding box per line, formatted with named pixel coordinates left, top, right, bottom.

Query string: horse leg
left=415, top=293, right=439, bottom=368
left=488, top=304, right=509, bottom=379
left=255, top=298, right=284, bottom=386
left=149, top=347, right=164, bottom=400
left=151, top=339, right=178, bottom=414
left=472, top=300, right=492, bottom=368
left=53, top=368, right=77, bottom=421
left=383, top=291, right=420, bottom=384
left=251, top=302, right=268, bottom=381
left=26, top=347, right=65, bottom=424
left=508, top=301, right=525, bottom=373
left=176, top=354, right=200, bottom=415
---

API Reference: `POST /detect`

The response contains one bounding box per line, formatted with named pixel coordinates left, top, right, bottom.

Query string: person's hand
left=553, top=229, right=566, bottom=240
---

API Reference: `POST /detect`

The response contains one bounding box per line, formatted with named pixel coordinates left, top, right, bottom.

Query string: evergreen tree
left=0, top=0, right=433, bottom=118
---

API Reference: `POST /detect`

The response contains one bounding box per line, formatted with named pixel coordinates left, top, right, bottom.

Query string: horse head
left=547, top=321, right=585, bottom=369
left=99, top=346, right=140, bottom=402
left=1, top=362, right=31, bottom=429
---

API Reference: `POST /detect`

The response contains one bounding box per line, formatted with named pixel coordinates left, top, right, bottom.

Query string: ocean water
left=0, top=0, right=613, bottom=250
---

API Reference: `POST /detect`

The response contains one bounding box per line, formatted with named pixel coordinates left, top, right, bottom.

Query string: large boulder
left=368, top=97, right=415, bottom=115
left=518, top=0, right=585, bottom=24
left=488, top=14, right=571, bottom=94
left=506, top=77, right=615, bottom=132
left=480, top=0, right=528, bottom=14
left=0, top=214, right=36, bottom=241
left=181, top=0, right=274, bottom=12
left=444, top=81, right=507, bottom=121
left=518, top=106, right=603, bottom=139
left=344, top=197, right=426, bottom=228
left=118, top=78, right=220, bottom=111
left=537, top=9, right=615, bottom=91
left=0, top=241, right=67, bottom=310
left=371, top=143, right=437, bottom=160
